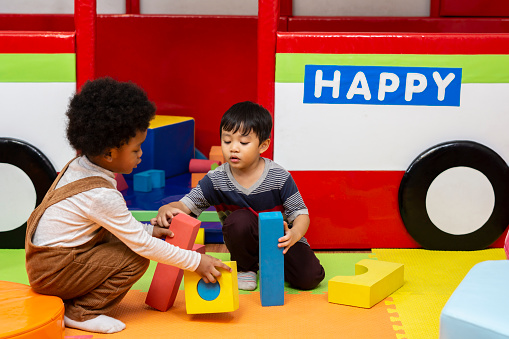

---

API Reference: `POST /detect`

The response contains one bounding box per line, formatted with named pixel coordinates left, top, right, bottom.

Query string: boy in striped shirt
left=152, top=101, right=325, bottom=290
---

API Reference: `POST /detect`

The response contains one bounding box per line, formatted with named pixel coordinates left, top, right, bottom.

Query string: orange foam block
left=0, top=281, right=64, bottom=339
left=209, top=146, right=225, bottom=164
left=191, top=173, right=206, bottom=188
left=145, top=214, right=201, bottom=311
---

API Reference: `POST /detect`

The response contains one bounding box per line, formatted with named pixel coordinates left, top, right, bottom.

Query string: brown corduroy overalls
left=25, top=158, right=150, bottom=321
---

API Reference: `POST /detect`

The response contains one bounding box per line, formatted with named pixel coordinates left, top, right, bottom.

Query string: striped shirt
left=181, top=158, right=309, bottom=244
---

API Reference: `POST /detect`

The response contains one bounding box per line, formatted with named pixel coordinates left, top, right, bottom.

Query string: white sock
left=64, top=314, right=126, bottom=334
left=238, top=271, right=257, bottom=291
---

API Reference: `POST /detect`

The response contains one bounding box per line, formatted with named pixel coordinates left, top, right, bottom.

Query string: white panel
left=274, top=83, right=509, bottom=171
left=96, top=0, right=125, bottom=14
left=0, top=0, right=427, bottom=16
left=0, top=0, right=125, bottom=14
left=141, top=0, right=258, bottom=15
left=293, top=0, right=430, bottom=17
left=0, top=164, right=36, bottom=232
left=0, top=82, right=76, bottom=171
left=426, top=167, right=495, bottom=235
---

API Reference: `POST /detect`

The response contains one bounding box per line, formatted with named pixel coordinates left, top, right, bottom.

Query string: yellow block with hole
left=184, top=261, right=239, bottom=314
left=328, top=259, right=404, bottom=308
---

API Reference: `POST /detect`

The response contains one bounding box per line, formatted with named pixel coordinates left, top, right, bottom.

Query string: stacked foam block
left=189, top=146, right=224, bottom=188
left=126, top=115, right=195, bottom=180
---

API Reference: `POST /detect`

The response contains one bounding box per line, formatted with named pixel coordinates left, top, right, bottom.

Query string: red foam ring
left=189, top=159, right=221, bottom=173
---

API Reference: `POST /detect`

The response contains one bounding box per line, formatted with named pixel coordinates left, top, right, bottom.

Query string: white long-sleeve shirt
left=32, top=156, right=201, bottom=271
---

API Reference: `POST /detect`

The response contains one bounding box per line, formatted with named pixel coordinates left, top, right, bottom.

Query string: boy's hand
left=194, top=254, right=232, bottom=283
left=278, top=221, right=301, bottom=254
left=150, top=205, right=184, bottom=227
left=152, top=225, right=174, bottom=239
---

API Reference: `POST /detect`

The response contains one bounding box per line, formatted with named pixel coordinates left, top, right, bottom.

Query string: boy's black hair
left=66, top=77, right=156, bottom=156
left=220, top=101, right=272, bottom=143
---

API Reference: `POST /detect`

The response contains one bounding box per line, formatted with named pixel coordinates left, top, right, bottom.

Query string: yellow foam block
left=328, top=259, right=404, bottom=308
left=149, top=115, right=194, bottom=128
left=195, top=228, right=205, bottom=245
left=184, top=261, right=239, bottom=314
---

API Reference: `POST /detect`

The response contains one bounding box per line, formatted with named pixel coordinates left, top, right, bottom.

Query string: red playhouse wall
left=0, top=13, right=258, bottom=156
left=95, top=15, right=258, bottom=156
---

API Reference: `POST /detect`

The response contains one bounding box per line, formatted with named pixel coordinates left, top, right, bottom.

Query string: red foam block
left=145, top=214, right=201, bottom=311
left=114, top=173, right=128, bottom=191
left=192, top=243, right=206, bottom=254
left=189, top=159, right=221, bottom=173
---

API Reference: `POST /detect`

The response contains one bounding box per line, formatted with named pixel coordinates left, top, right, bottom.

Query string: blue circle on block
left=197, top=279, right=220, bottom=301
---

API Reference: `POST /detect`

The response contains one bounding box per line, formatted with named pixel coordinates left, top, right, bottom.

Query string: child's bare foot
left=64, top=314, right=126, bottom=333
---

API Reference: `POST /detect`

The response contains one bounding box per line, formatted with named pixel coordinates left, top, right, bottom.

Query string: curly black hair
left=220, top=101, right=272, bottom=143
left=66, top=77, right=156, bottom=156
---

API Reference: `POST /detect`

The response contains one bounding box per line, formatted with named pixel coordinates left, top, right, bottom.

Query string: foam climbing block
left=192, top=243, right=206, bottom=254
left=440, top=260, right=509, bottom=339
left=189, top=159, right=221, bottom=173
left=143, top=169, right=165, bottom=188
left=145, top=214, right=201, bottom=311
left=328, top=259, right=404, bottom=308
left=114, top=173, right=128, bottom=191
left=209, top=146, right=225, bottom=164
left=0, top=281, right=64, bottom=339
left=191, top=172, right=206, bottom=187
left=183, top=261, right=239, bottom=314
left=259, top=212, right=285, bottom=307
left=133, top=172, right=152, bottom=192
left=126, top=115, right=194, bottom=179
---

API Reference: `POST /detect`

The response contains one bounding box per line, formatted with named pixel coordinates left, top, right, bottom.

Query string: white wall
left=0, top=0, right=125, bottom=14
left=293, top=0, right=430, bottom=17
left=0, top=0, right=430, bottom=16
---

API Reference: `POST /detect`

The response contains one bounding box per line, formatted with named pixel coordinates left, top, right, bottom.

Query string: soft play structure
left=1, top=0, right=509, bottom=251
left=258, top=0, right=509, bottom=250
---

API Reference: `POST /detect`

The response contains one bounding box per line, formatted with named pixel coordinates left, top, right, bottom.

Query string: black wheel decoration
left=399, top=140, right=509, bottom=250
left=0, top=138, right=57, bottom=249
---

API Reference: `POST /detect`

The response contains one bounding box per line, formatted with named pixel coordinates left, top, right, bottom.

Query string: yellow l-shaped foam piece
left=328, top=259, right=404, bottom=308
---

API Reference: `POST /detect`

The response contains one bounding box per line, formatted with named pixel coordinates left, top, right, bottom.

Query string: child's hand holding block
left=184, top=261, right=239, bottom=314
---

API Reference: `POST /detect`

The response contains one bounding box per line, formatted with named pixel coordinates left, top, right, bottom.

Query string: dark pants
left=222, top=209, right=325, bottom=290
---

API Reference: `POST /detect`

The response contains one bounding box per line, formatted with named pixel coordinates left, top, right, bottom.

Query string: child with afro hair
left=25, top=77, right=229, bottom=334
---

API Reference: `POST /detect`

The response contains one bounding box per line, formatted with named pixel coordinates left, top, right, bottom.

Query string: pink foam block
left=145, top=214, right=201, bottom=311
left=192, top=243, right=206, bottom=254
left=189, top=159, right=221, bottom=173
left=114, top=173, right=128, bottom=191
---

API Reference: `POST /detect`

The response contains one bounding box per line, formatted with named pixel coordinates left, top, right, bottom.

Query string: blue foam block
left=202, top=222, right=223, bottom=244
left=195, top=148, right=208, bottom=160
left=133, top=172, right=152, bottom=192
left=144, top=169, right=165, bottom=188
left=258, top=212, right=284, bottom=307
left=126, top=116, right=194, bottom=179
left=440, top=260, right=509, bottom=339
